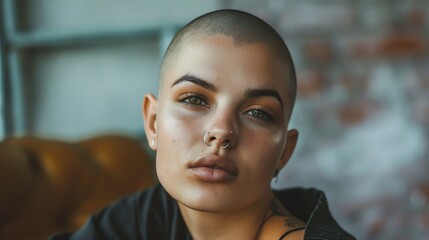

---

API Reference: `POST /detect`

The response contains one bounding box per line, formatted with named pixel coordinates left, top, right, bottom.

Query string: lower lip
left=190, top=167, right=236, bottom=182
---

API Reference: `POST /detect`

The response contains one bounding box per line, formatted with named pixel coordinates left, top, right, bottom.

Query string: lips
left=188, top=154, right=238, bottom=182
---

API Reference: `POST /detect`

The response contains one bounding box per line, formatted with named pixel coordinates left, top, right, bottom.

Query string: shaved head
left=159, top=9, right=297, bottom=115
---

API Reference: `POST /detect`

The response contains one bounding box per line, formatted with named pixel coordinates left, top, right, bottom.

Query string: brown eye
left=179, top=94, right=209, bottom=107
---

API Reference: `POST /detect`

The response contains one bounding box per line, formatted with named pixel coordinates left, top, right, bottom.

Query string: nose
left=203, top=113, right=238, bottom=149
left=204, top=129, right=236, bottom=149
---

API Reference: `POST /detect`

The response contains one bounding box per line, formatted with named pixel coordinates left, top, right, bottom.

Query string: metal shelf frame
left=0, top=0, right=178, bottom=138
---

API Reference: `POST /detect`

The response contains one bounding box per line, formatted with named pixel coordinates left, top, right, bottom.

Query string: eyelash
left=178, top=93, right=275, bottom=123
left=178, top=93, right=209, bottom=107
left=245, top=108, right=274, bottom=122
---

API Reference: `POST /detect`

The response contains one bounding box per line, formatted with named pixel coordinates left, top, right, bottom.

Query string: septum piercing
left=221, top=140, right=231, bottom=149
left=203, top=131, right=232, bottom=149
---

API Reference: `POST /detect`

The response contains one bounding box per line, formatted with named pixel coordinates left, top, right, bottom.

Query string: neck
left=178, top=191, right=273, bottom=240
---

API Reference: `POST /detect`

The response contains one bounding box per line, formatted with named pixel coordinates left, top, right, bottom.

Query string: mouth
left=188, top=154, right=238, bottom=182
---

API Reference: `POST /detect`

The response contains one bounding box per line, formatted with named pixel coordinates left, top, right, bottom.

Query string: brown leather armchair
left=0, top=135, right=156, bottom=240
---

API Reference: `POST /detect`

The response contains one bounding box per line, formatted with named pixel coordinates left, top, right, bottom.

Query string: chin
left=179, top=196, right=233, bottom=213
left=174, top=184, right=239, bottom=213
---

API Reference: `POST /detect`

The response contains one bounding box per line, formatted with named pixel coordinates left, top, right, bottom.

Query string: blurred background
left=1, top=0, right=428, bottom=239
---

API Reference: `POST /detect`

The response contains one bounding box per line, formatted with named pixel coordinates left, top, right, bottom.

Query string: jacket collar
left=274, top=187, right=356, bottom=240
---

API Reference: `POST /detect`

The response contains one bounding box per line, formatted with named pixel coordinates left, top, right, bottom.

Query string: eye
left=245, top=108, right=274, bottom=122
left=178, top=93, right=209, bottom=107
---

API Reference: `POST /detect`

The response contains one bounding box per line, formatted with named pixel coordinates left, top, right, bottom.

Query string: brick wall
left=222, top=1, right=429, bottom=239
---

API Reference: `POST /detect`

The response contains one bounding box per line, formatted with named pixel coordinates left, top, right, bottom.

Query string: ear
left=142, top=94, right=158, bottom=150
left=276, top=129, right=299, bottom=172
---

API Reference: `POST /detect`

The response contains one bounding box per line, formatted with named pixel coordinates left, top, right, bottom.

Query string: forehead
left=163, top=34, right=291, bottom=90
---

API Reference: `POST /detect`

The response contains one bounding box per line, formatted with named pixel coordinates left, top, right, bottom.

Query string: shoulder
left=257, top=195, right=305, bottom=240
left=257, top=215, right=305, bottom=240
left=273, top=187, right=357, bottom=240
left=50, top=184, right=175, bottom=240
left=90, top=183, right=165, bottom=223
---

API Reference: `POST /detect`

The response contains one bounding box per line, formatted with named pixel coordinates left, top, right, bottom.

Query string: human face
left=143, top=35, right=297, bottom=213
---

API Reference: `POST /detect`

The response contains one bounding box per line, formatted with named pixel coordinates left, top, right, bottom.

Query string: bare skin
left=180, top=194, right=305, bottom=240
left=257, top=196, right=305, bottom=240
left=143, top=34, right=302, bottom=239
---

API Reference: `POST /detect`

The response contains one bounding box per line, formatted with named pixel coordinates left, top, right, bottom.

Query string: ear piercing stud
left=274, top=169, right=280, bottom=183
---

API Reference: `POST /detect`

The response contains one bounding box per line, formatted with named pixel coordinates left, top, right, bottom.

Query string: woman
left=51, top=9, right=355, bottom=240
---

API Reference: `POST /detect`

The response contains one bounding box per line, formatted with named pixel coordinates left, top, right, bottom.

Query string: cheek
left=155, top=112, right=187, bottom=184
left=159, top=115, right=188, bottom=146
left=241, top=129, right=285, bottom=177
left=155, top=108, right=204, bottom=168
left=247, top=124, right=285, bottom=151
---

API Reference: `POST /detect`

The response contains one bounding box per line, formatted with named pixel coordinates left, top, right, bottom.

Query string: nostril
left=209, top=137, right=216, bottom=141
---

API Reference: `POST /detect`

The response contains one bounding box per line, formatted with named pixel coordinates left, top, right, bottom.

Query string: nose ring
left=221, top=140, right=231, bottom=149
left=203, top=131, right=212, bottom=146
left=203, top=131, right=233, bottom=149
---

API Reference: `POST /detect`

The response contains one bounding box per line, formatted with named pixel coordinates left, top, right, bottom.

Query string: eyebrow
left=245, top=88, right=284, bottom=107
left=171, top=74, right=216, bottom=92
left=171, top=74, right=283, bottom=107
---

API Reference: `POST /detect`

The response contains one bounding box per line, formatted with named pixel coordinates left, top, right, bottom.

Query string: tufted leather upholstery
left=0, top=135, right=156, bottom=240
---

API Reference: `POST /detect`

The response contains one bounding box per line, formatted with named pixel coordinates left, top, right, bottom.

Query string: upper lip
left=189, top=154, right=239, bottom=176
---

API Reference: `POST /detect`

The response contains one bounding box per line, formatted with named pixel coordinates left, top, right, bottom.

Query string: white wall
left=26, top=40, right=160, bottom=139
left=22, top=0, right=220, bottom=32
left=19, top=0, right=221, bottom=139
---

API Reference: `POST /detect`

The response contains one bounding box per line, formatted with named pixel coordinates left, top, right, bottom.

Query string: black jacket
left=50, top=184, right=356, bottom=240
